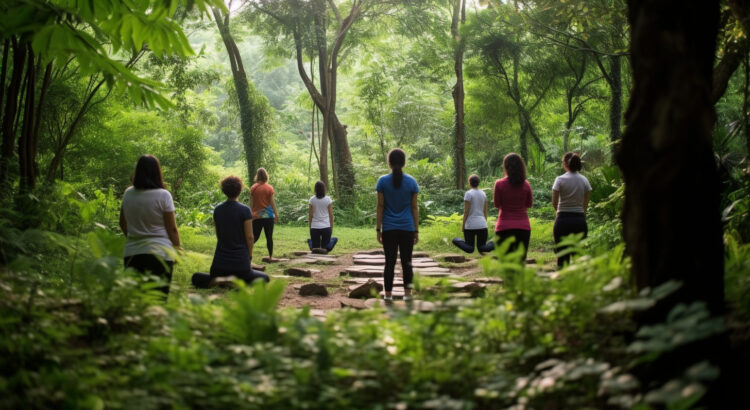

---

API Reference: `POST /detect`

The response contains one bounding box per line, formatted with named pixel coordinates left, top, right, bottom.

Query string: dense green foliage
left=1, top=0, right=750, bottom=408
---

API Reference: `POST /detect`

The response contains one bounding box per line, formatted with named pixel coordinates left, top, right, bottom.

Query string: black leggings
left=452, top=228, right=495, bottom=253
left=124, top=254, right=174, bottom=295
left=253, top=218, right=274, bottom=256
left=191, top=269, right=270, bottom=288
left=382, top=230, right=415, bottom=292
left=553, top=212, right=588, bottom=267
left=496, top=229, right=531, bottom=263
left=309, top=228, right=338, bottom=251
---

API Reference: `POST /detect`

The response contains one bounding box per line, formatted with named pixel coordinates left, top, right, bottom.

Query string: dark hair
left=469, top=174, right=480, bottom=188
left=221, top=175, right=243, bottom=199
left=132, top=154, right=165, bottom=190
left=255, top=167, right=268, bottom=183
left=503, top=153, right=527, bottom=187
left=314, top=181, right=326, bottom=199
left=388, top=148, right=406, bottom=188
left=563, top=152, right=582, bottom=172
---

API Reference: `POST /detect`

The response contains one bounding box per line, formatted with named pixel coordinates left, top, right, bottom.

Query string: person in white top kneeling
left=306, top=181, right=338, bottom=253
left=120, top=154, right=181, bottom=296
left=452, top=174, right=495, bottom=254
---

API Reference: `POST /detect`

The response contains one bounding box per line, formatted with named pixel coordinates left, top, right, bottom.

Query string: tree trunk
left=212, top=8, right=260, bottom=181
left=18, top=48, right=36, bottom=193
left=618, top=0, right=724, bottom=315
left=0, top=39, right=26, bottom=192
left=609, top=55, right=622, bottom=159
left=451, top=0, right=467, bottom=190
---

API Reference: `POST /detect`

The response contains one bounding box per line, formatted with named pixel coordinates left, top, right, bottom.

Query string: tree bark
left=618, top=0, right=724, bottom=315
left=451, top=0, right=467, bottom=189
left=609, top=55, right=622, bottom=157
left=18, top=47, right=36, bottom=193
left=0, top=38, right=26, bottom=192
left=213, top=7, right=261, bottom=181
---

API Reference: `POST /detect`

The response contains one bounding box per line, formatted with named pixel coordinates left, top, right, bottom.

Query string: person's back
left=211, top=201, right=253, bottom=274
left=309, top=195, right=332, bottom=228
left=464, top=188, right=488, bottom=230
left=250, top=182, right=275, bottom=218
left=377, top=173, right=419, bottom=231
left=553, top=172, right=591, bottom=213
left=494, top=178, right=532, bottom=231
left=122, top=186, right=175, bottom=259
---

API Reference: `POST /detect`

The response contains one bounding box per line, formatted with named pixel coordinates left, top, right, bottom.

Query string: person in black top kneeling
left=192, top=176, right=270, bottom=288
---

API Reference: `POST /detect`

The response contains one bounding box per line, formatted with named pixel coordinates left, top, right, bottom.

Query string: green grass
left=172, top=218, right=558, bottom=296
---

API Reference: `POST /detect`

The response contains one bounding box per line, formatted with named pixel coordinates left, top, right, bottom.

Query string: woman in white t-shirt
left=452, top=174, right=495, bottom=254
left=119, top=154, right=181, bottom=296
left=551, top=152, right=592, bottom=267
left=306, top=181, right=338, bottom=253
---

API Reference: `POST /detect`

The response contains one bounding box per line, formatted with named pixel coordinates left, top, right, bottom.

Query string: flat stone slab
left=299, top=283, right=328, bottom=296
left=474, top=277, right=504, bottom=284
left=251, top=264, right=266, bottom=271
left=310, top=309, right=327, bottom=318
left=353, top=259, right=387, bottom=266
left=450, top=282, right=486, bottom=293
left=436, top=253, right=467, bottom=263
left=284, top=267, right=320, bottom=277
left=536, top=271, right=561, bottom=280
left=414, top=267, right=450, bottom=273
left=292, top=251, right=311, bottom=256
left=311, top=248, right=329, bottom=254
left=341, top=270, right=383, bottom=278
left=412, top=251, right=430, bottom=258
left=355, top=249, right=384, bottom=255
left=262, top=257, right=289, bottom=263
left=415, top=271, right=452, bottom=278
left=379, top=290, right=406, bottom=299
left=412, top=262, right=440, bottom=268
left=340, top=299, right=368, bottom=309
left=364, top=298, right=436, bottom=312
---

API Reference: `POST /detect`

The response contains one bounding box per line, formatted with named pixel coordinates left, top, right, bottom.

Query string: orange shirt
left=250, top=182, right=275, bottom=219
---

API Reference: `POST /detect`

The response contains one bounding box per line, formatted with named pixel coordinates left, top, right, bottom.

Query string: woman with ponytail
left=493, top=153, right=533, bottom=262
left=552, top=152, right=592, bottom=267
left=376, top=148, right=420, bottom=301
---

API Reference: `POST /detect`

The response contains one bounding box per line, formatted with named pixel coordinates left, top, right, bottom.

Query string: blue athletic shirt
left=376, top=173, right=419, bottom=232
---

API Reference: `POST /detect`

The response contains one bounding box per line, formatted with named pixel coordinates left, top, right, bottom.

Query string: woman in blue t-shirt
left=376, top=148, right=419, bottom=301
left=192, top=176, right=269, bottom=288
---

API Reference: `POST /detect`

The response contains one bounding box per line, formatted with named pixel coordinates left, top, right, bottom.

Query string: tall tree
left=248, top=0, right=388, bottom=204
left=451, top=0, right=467, bottom=189
left=618, top=0, right=724, bottom=314
left=212, top=4, right=268, bottom=181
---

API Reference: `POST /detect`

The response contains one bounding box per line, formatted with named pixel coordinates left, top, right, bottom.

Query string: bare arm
left=552, top=190, right=560, bottom=213
left=163, top=211, right=181, bottom=249
left=484, top=197, right=488, bottom=220
left=328, top=203, right=334, bottom=230
left=583, top=191, right=591, bottom=214
left=462, top=201, right=470, bottom=231
left=411, top=193, right=419, bottom=244
left=244, top=219, right=254, bottom=258
left=308, top=204, right=313, bottom=228
left=119, top=208, right=127, bottom=236
left=376, top=192, right=384, bottom=244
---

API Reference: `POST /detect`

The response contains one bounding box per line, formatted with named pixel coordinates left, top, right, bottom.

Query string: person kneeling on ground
left=452, top=174, right=495, bottom=254
left=192, top=176, right=269, bottom=288
left=306, top=181, right=338, bottom=253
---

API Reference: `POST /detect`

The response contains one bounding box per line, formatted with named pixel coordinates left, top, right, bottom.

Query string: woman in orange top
left=249, top=167, right=279, bottom=261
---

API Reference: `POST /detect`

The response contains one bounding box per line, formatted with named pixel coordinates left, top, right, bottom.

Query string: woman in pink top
left=493, top=153, right=533, bottom=262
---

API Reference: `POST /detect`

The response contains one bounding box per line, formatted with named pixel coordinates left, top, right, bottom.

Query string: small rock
left=340, top=299, right=367, bottom=309
left=299, top=283, right=328, bottom=296
left=437, top=253, right=466, bottom=263
left=348, top=280, right=384, bottom=298
left=284, top=267, right=320, bottom=277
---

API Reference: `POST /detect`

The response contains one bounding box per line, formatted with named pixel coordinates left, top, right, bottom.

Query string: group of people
left=450, top=151, right=591, bottom=269
left=119, top=148, right=590, bottom=300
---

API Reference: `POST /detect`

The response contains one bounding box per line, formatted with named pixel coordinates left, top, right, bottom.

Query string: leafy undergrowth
left=1, top=226, right=746, bottom=409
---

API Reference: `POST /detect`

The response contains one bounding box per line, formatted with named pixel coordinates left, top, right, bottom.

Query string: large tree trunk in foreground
left=451, top=0, right=467, bottom=190
left=608, top=55, right=622, bottom=157
left=619, top=0, right=724, bottom=315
